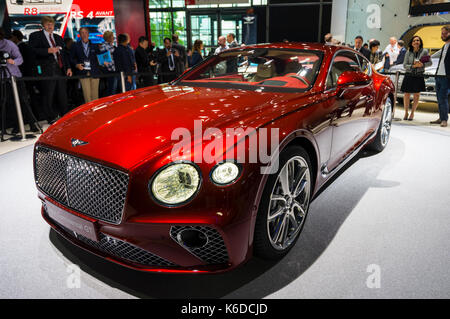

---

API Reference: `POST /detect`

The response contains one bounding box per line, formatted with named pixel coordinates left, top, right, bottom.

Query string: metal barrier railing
left=3, top=69, right=444, bottom=142
left=1, top=70, right=167, bottom=142
left=380, top=71, right=444, bottom=110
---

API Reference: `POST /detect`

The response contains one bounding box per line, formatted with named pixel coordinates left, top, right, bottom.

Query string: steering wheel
left=288, top=74, right=310, bottom=86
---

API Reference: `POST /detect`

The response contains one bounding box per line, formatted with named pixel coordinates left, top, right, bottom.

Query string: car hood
left=38, top=84, right=311, bottom=170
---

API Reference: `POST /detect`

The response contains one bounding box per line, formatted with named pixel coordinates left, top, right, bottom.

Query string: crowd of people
left=324, top=30, right=448, bottom=127
left=0, top=13, right=242, bottom=136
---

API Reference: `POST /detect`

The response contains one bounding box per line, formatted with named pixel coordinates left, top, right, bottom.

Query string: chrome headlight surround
left=149, top=161, right=202, bottom=207
left=210, top=161, right=242, bottom=186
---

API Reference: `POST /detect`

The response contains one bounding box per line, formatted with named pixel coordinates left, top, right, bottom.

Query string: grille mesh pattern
left=35, top=146, right=129, bottom=224
left=170, top=226, right=229, bottom=264
left=53, top=219, right=175, bottom=267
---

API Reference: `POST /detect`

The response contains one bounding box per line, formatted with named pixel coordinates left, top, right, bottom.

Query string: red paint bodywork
left=35, top=43, right=395, bottom=273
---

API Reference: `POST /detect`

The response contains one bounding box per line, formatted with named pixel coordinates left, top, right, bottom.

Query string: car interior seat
left=251, top=62, right=276, bottom=82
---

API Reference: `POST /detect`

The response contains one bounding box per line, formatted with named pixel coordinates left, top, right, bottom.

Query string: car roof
left=232, top=42, right=352, bottom=55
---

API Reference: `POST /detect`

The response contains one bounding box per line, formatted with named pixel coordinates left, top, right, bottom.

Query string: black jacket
left=395, top=47, right=407, bottom=65
left=172, top=42, right=187, bottom=73
left=17, top=41, right=37, bottom=77
left=70, top=40, right=101, bottom=76
left=157, top=47, right=181, bottom=74
left=436, top=44, right=450, bottom=79
left=355, top=46, right=371, bottom=61
left=135, top=46, right=151, bottom=73
left=113, top=44, right=135, bottom=74
left=28, top=30, right=71, bottom=75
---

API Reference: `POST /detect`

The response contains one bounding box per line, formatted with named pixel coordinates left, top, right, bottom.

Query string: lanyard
left=83, top=42, right=90, bottom=58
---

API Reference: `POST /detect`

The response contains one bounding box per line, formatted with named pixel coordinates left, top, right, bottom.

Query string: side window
left=357, top=54, right=372, bottom=75
left=326, top=51, right=361, bottom=90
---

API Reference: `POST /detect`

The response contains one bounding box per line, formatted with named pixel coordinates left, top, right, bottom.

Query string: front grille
left=35, top=146, right=129, bottom=224
left=170, top=226, right=229, bottom=265
left=52, top=218, right=175, bottom=267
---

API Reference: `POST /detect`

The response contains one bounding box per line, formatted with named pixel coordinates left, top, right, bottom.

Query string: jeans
left=435, top=76, right=449, bottom=122
left=125, top=75, right=136, bottom=92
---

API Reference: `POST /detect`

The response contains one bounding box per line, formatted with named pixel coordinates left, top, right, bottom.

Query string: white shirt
left=43, top=30, right=58, bottom=62
left=214, top=45, right=229, bottom=55
left=437, top=43, right=450, bottom=76
left=383, top=43, right=400, bottom=65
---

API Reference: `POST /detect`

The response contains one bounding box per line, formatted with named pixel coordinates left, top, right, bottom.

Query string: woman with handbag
left=401, top=36, right=432, bottom=121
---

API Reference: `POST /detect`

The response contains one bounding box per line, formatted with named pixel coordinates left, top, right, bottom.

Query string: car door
left=324, top=50, right=376, bottom=172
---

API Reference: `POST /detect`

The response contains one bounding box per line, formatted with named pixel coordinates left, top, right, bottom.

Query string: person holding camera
left=157, top=37, right=181, bottom=83
left=0, top=27, right=39, bottom=134
left=401, top=35, right=432, bottom=121
left=29, top=16, right=72, bottom=124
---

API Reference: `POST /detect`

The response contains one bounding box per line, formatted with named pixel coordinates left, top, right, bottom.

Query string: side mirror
left=336, top=71, right=372, bottom=99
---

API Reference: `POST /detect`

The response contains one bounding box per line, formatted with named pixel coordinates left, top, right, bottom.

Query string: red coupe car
left=34, top=43, right=395, bottom=273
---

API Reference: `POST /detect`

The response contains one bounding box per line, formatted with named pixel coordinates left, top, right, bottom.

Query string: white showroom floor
left=0, top=122, right=449, bottom=299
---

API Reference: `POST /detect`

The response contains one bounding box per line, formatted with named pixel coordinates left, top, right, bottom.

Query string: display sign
left=243, top=14, right=257, bottom=45
left=185, top=0, right=249, bottom=5
left=409, top=0, right=450, bottom=16
left=6, top=0, right=116, bottom=42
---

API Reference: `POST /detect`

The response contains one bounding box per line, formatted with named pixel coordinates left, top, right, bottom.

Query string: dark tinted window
left=326, top=51, right=361, bottom=89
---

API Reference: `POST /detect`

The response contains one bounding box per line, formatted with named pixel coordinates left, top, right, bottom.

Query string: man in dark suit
left=353, top=35, right=371, bottom=60
left=11, top=30, right=42, bottom=122
left=71, top=27, right=101, bottom=103
left=431, top=26, right=450, bottom=127
left=11, top=30, right=37, bottom=77
left=226, top=33, right=239, bottom=74
left=113, top=33, right=135, bottom=91
left=157, top=37, right=181, bottom=83
left=172, top=34, right=186, bottom=75
left=29, top=16, right=72, bottom=124
left=394, top=40, right=407, bottom=65
left=135, top=36, right=156, bottom=87
left=227, top=33, right=239, bottom=48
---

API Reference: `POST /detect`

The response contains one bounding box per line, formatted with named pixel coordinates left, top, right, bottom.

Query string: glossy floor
left=0, top=122, right=449, bottom=298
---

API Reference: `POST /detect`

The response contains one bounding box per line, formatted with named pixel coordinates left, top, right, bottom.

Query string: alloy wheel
left=380, top=99, right=393, bottom=147
left=267, top=156, right=311, bottom=251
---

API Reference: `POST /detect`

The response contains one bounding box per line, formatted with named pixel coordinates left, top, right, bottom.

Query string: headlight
left=211, top=162, right=241, bottom=185
left=150, top=163, right=201, bottom=206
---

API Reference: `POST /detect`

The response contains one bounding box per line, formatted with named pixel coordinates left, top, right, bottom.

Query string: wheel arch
left=247, top=130, right=320, bottom=253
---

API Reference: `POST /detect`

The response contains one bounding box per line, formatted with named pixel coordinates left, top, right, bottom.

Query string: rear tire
left=367, top=97, right=393, bottom=153
left=253, top=146, right=313, bottom=260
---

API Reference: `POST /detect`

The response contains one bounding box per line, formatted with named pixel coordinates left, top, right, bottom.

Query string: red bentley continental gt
left=34, top=43, right=395, bottom=273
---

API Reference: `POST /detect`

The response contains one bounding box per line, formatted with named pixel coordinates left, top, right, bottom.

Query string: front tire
left=253, top=146, right=313, bottom=260
left=367, top=97, right=393, bottom=153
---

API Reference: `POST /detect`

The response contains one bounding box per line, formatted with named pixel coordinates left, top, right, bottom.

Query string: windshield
left=176, top=48, right=323, bottom=93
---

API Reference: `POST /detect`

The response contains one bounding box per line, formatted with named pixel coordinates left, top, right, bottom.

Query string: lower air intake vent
left=170, top=226, right=229, bottom=264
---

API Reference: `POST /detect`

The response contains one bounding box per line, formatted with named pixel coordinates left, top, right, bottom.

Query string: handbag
left=420, top=55, right=431, bottom=64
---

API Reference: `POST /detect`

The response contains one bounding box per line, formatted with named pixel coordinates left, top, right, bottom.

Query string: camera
left=0, top=51, right=11, bottom=67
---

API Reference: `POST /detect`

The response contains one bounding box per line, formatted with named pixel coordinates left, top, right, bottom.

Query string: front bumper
left=41, top=195, right=252, bottom=274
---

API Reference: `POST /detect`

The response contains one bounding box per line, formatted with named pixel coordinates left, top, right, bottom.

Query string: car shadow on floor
left=49, top=137, right=405, bottom=299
